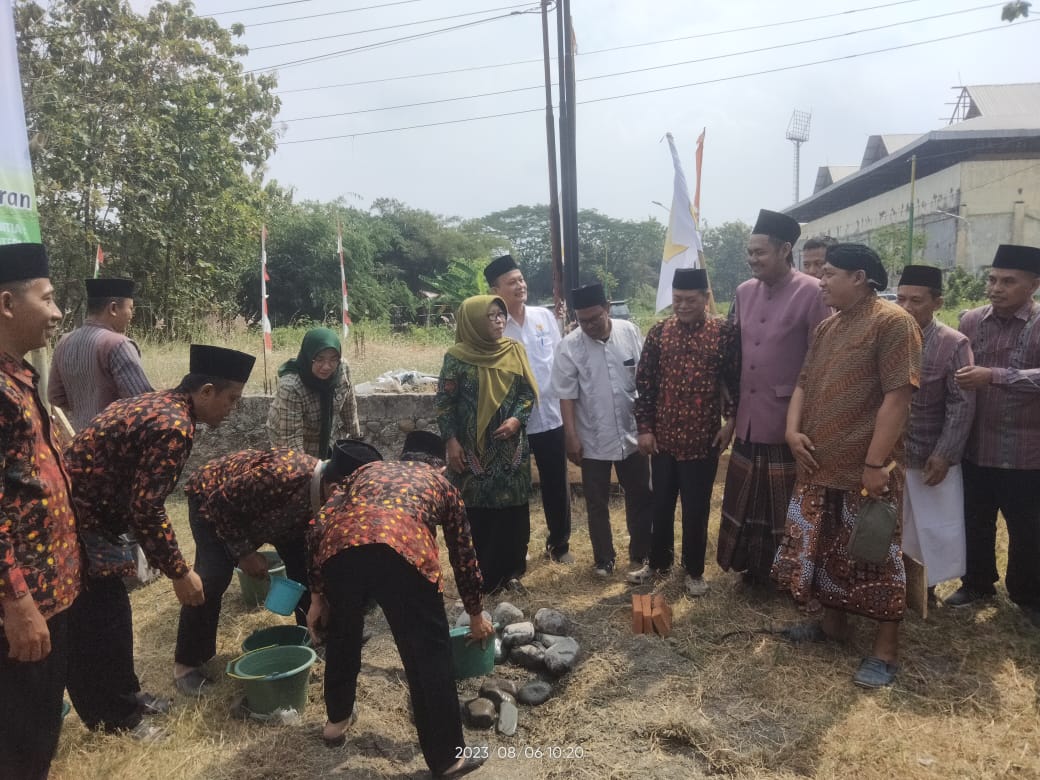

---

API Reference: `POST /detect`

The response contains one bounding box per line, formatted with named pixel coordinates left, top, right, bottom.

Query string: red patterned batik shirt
left=0, top=354, right=81, bottom=616
left=65, top=389, right=196, bottom=578
left=185, top=448, right=320, bottom=560
left=634, top=315, right=740, bottom=460
left=308, top=460, right=484, bottom=616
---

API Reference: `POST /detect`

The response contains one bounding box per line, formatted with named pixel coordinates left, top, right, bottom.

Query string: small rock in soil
left=533, top=608, right=571, bottom=636
left=493, top=602, right=524, bottom=627
left=497, top=700, right=519, bottom=736
left=456, top=610, right=493, bottom=628
left=517, top=680, right=552, bottom=706
left=544, top=637, right=581, bottom=676
left=502, top=621, right=535, bottom=648
left=480, top=677, right=519, bottom=705
left=464, top=698, right=497, bottom=729
left=509, top=643, right=546, bottom=670
left=537, top=632, right=570, bottom=648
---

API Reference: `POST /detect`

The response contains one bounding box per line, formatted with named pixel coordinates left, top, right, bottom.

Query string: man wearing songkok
left=629, top=268, right=740, bottom=597
left=718, top=209, right=830, bottom=587
left=946, top=244, right=1040, bottom=628
left=0, top=243, right=80, bottom=778
left=485, top=254, right=573, bottom=564
left=49, top=276, right=152, bottom=431
left=896, top=265, right=974, bottom=601
left=800, top=235, right=837, bottom=280
left=773, top=243, right=921, bottom=688
left=551, top=282, right=653, bottom=576
left=64, top=344, right=254, bottom=737
left=171, top=439, right=380, bottom=696
left=307, top=431, right=493, bottom=778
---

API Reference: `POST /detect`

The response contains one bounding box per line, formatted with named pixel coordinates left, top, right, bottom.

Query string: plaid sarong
left=717, top=440, right=797, bottom=582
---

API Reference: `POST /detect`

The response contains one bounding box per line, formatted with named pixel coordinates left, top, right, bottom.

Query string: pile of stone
left=456, top=602, right=580, bottom=734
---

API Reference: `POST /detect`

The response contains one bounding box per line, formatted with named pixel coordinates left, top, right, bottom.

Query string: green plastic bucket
left=242, top=624, right=312, bottom=653
left=226, top=645, right=317, bottom=716
left=449, top=626, right=495, bottom=680
left=235, top=550, right=286, bottom=607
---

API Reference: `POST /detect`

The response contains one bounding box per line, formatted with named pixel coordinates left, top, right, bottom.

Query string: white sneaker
left=685, top=575, right=709, bottom=597
left=626, top=564, right=660, bottom=585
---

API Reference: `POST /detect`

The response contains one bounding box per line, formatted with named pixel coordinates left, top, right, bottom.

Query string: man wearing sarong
left=718, top=209, right=830, bottom=586
left=773, top=244, right=921, bottom=688
left=64, top=344, right=254, bottom=737
left=629, top=267, right=739, bottom=597
left=946, top=244, right=1040, bottom=629
left=895, top=265, right=974, bottom=602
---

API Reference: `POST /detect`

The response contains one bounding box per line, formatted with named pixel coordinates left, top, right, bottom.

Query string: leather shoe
left=433, top=754, right=486, bottom=778
left=944, top=586, right=993, bottom=608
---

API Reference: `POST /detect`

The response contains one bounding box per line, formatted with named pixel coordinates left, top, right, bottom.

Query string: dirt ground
left=51, top=471, right=1040, bottom=780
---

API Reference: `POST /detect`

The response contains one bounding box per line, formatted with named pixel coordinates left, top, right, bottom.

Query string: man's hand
left=564, top=431, right=583, bottom=466
left=307, top=595, right=329, bottom=646
left=786, top=431, right=819, bottom=474
left=638, top=432, right=658, bottom=456
left=922, top=454, right=951, bottom=486
left=712, top=419, right=736, bottom=451
left=446, top=437, right=465, bottom=474
left=492, top=417, right=521, bottom=440
left=1, top=595, right=50, bottom=662
left=466, top=613, right=495, bottom=645
left=861, top=466, right=892, bottom=499
left=237, top=551, right=269, bottom=579
left=172, top=569, right=205, bottom=607
left=955, top=365, right=992, bottom=390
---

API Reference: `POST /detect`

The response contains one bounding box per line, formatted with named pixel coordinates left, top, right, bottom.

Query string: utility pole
left=906, top=154, right=918, bottom=266
left=540, top=0, right=564, bottom=318
left=556, top=0, right=578, bottom=314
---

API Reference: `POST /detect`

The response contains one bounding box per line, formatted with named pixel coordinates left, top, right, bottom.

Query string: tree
left=868, top=223, right=925, bottom=282
left=700, top=220, right=752, bottom=303
left=1002, top=1, right=1031, bottom=21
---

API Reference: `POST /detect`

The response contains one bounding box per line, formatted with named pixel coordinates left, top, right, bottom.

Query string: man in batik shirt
left=629, top=267, right=740, bottom=598
left=773, top=244, right=921, bottom=689
left=0, top=243, right=79, bottom=778
left=64, top=344, right=254, bottom=736
left=307, top=431, right=493, bottom=777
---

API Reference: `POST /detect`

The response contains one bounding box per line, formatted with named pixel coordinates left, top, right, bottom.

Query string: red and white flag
left=93, top=244, right=104, bottom=278
left=260, top=225, right=272, bottom=353
left=337, top=221, right=351, bottom=338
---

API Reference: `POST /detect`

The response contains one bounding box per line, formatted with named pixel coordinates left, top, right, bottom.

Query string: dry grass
left=50, top=469, right=1040, bottom=780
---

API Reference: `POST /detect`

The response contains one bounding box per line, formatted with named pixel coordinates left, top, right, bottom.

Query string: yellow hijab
left=447, top=295, right=539, bottom=450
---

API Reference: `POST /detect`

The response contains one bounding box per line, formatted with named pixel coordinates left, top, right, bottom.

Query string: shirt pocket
left=773, top=384, right=795, bottom=399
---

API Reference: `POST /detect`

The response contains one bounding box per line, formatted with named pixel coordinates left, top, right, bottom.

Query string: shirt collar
left=0, top=352, right=39, bottom=389
left=921, top=318, right=937, bottom=340
left=982, top=300, right=1037, bottom=323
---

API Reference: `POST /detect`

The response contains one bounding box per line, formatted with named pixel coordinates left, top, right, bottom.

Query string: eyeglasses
left=312, top=356, right=341, bottom=367
left=487, top=312, right=507, bottom=322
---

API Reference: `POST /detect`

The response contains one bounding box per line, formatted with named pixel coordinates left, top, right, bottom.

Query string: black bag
left=848, top=498, right=897, bottom=565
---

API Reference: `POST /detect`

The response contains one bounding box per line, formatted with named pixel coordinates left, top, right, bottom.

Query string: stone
left=497, top=700, right=519, bottom=737
left=397, top=418, right=416, bottom=433
left=543, top=637, right=580, bottom=676
left=456, top=610, right=493, bottom=628
left=479, top=677, right=519, bottom=705
left=536, top=633, right=569, bottom=648
left=494, top=637, right=505, bottom=664
left=464, top=698, right=496, bottom=729
left=365, top=420, right=382, bottom=433
left=517, top=680, right=552, bottom=706
left=533, top=608, right=571, bottom=636
left=509, top=643, right=545, bottom=671
left=502, top=621, right=536, bottom=648
left=493, top=602, right=524, bottom=627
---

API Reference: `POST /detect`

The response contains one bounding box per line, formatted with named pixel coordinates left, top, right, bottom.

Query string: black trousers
left=0, top=610, right=68, bottom=780
left=322, top=545, right=464, bottom=776
left=648, top=453, right=719, bottom=577
left=466, top=504, right=530, bottom=592
left=581, top=453, right=654, bottom=567
left=65, top=575, right=142, bottom=732
left=174, top=504, right=310, bottom=667
left=528, top=426, right=572, bottom=557
left=962, top=461, right=1040, bottom=609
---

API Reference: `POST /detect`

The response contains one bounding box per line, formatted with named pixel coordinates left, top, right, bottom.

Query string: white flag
left=656, top=132, right=703, bottom=313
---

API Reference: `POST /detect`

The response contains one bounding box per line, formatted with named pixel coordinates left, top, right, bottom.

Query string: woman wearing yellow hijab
left=436, top=295, right=538, bottom=592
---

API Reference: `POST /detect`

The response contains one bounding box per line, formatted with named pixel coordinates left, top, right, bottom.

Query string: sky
left=141, top=0, right=1038, bottom=227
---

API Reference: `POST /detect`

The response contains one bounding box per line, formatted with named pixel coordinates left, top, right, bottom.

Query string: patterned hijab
left=447, top=295, right=538, bottom=450
left=278, top=327, right=341, bottom=456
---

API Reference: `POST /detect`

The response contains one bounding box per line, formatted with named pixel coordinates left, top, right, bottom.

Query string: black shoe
left=944, top=586, right=993, bottom=608
left=433, top=754, right=486, bottom=778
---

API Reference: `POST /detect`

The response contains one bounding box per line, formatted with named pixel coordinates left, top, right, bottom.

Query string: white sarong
left=902, top=465, right=966, bottom=586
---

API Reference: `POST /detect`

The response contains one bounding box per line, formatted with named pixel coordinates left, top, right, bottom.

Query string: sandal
left=853, top=656, right=899, bottom=689
left=322, top=707, right=358, bottom=748
left=173, top=669, right=212, bottom=697
left=136, top=692, right=173, bottom=715
left=433, top=754, right=486, bottom=778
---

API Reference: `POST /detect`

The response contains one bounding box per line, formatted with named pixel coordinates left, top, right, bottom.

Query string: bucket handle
left=225, top=645, right=279, bottom=680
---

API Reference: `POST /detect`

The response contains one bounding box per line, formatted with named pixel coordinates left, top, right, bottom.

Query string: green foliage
left=420, top=256, right=488, bottom=309
left=700, top=220, right=752, bottom=302
left=1002, top=1, right=1031, bottom=21
left=943, top=267, right=988, bottom=308
left=868, top=223, right=925, bottom=281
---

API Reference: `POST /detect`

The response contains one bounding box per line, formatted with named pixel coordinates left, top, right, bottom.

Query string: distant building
left=786, top=83, right=1040, bottom=273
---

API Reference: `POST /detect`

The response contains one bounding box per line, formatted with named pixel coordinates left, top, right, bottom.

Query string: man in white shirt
left=485, top=254, right=573, bottom=563
left=551, top=282, right=652, bottom=575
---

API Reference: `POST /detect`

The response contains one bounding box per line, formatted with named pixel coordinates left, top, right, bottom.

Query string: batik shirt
left=65, top=389, right=196, bottom=579
left=0, top=354, right=80, bottom=616
left=308, top=461, right=484, bottom=616
left=634, top=315, right=740, bottom=460
left=185, top=448, right=320, bottom=560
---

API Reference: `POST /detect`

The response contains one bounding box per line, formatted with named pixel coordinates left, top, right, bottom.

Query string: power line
left=278, top=18, right=1038, bottom=144
left=245, top=0, right=471, bottom=27
left=277, top=2, right=1001, bottom=123
left=209, top=0, right=421, bottom=17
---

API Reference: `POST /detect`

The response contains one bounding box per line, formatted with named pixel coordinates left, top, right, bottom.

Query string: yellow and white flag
left=656, top=132, right=703, bottom=312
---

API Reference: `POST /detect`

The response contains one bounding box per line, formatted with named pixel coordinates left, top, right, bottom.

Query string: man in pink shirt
left=717, top=209, right=831, bottom=586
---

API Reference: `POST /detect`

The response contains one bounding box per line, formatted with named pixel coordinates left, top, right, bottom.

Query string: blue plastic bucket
left=235, top=550, right=286, bottom=607
left=265, top=577, right=306, bottom=616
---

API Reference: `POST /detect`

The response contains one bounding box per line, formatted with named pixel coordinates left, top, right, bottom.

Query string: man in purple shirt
left=947, top=244, right=1040, bottom=627
left=718, top=209, right=831, bottom=586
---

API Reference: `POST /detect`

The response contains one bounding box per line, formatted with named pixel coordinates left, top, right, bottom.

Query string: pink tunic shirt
left=731, top=270, right=831, bottom=444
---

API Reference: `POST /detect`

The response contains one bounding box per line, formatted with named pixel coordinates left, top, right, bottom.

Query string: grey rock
left=479, top=677, right=519, bottom=705
left=494, top=637, right=505, bottom=664
left=502, top=621, right=536, bottom=648
left=543, top=636, right=580, bottom=676
left=533, top=608, right=571, bottom=636
left=517, top=680, right=552, bottom=706
left=464, top=698, right=496, bottom=729
left=493, top=602, right=524, bottom=627
left=455, top=610, right=493, bottom=628
left=536, top=633, right=570, bottom=648
left=497, top=700, right=518, bottom=736
left=509, top=643, right=545, bottom=671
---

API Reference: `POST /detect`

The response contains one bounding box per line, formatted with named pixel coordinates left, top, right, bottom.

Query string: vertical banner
left=336, top=221, right=351, bottom=338
left=93, top=244, right=103, bottom=278
left=656, top=132, right=703, bottom=313
left=260, top=225, right=272, bottom=353
left=0, top=0, right=41, bottom=244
